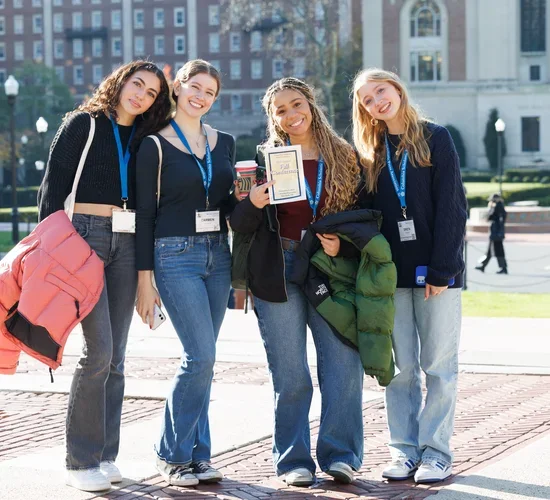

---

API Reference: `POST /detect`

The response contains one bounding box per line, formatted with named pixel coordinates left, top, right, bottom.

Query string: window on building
left=293, top=57, right=306, bottom=78
left=294, top=31, right=306, bottom=49
left=134, top=36, right=145, bottom=56
left=230, top=32, right=241, bottom=52
left=252, top=93, right=263, bottom=114
left=174, top=35, right=185, bottom=54
left=273, top=59, right=284, bottom=78
left=33, top=14, right=42, bottom=34
left=410, top=51, right=442, bottom=82
left=54, top=39, right=64, bottom=59
left=32, top=0, right=42, bottom=5
left=55, top=66, right=64, bottom=82
left=0, top=43, right=4, bottom=61
left=53, top=0, right=63, bottom=5
left=272, top=2, right=283, bottom=22
left=92, top=11, right=102, bottom=29
left=251, top=3, right=262, bottom=21
left=111, top=10, right=121, bottom=30
left=251, top=59, right=262, bottom=79
left=73, top=39, right=83, bottom=58
left=134, top=9, right=144, bottom=29
left=13, top=0, right=22, bottom=7
left=93, top=64, right=103, bottom=84
left=230, top=59, right=241, bottom=80
left=154, top=35, right=164, bottom=55
left=315, top=1, right=325, bottom=21
left=72, top=0, right=82, bottom=4
left=522, top=117, right=540, bottom=152
left=112, top=37, right=122, bottom=56
left=208, top=5, right=220, bottom=26
left=530, top=64, right=541, bottom=81
left=92, top=38, right=102, bottom=57
left=410, top=0, right=441, bottom=37
left=174, top=7, right=185, bottom=27
left=210, top=60, right=220, bottom=71
left=231, top=94, right=242, bottom=113
left=53, top=13, right=63, bottom=33
left=33, top=40, right=43, bottom=60
left=14, top=15, right=23, bottom=34
left=274, top=28, right=284, bottom=49
left=91, top=0, right=101, bottom=4
left=73, top=65, right=83, bottom=85
left=0, top=0, right=4, bottom=6
left=72, top=12, right=83, bottom=30
left=521, top=0, right=546, bottom=52
left=209, top=33, right=220, bottom=53
left=154, top=8, right=164, bottom=28
left=0, top=16, right=4, bottom=35
left=0, top=71, right=6, bottom=85
left=14, top=41, right=24, bottom=61
left=250, top=31, right=262, bottom=51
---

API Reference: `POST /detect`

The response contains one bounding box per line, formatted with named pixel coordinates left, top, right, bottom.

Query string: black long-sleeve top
left=372, top=122, right=468, bottom=288
left=37, top=111, right=136, bottom=221
left=135, top=131, right=236, bottom=270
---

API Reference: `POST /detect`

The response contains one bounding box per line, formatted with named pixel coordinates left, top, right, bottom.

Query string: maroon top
left=277, top=159, right=328, bottom=241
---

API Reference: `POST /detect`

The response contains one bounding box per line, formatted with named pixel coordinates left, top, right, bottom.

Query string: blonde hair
left=352, top=68, right=432, bottom=193
left=262, top=77, right=360, bottom=215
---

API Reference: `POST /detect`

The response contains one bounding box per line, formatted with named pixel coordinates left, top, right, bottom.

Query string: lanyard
left=287, top=140, right=324, bottom=221
left=384, top=134, right=409, bottom=219
left=110, top=116, right=136, bottom=208
left=171, top=119, right=213, bottom=208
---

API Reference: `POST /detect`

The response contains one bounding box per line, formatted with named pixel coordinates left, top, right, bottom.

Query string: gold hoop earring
left=371, top=118, right=379, bottom=126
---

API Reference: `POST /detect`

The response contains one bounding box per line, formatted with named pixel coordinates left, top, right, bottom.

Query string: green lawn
left=464, top=182, right=545, bottom=197
left=462, top=291, right=550, bottom=318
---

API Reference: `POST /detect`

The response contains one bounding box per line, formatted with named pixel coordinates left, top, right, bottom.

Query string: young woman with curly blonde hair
left=230, top=77, right=365, bottom=487
left=38, top=60, right=171, bottom=492
left=352, top=68, right=467, bottom=484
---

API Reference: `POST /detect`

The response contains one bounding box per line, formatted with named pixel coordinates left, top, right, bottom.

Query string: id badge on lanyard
left=170, top=120, right=221, bottom=233
left=385, top=135, right=417, bottom=242
left=110, top=117, right=136, bottom=233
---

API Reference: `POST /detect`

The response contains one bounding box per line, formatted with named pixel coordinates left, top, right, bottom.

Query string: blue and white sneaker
left=414, top=459, right=452, bottom=483
left=382, top=457, right=419, bottom=480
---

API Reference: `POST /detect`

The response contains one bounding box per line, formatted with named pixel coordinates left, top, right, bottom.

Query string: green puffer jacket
left=290, top=209, right=397, bottom=386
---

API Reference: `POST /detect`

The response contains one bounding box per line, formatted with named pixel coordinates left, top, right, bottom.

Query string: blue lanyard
left=110, top=116, right=136, bottom=207
left=171, top=119, right=212, bottom=208
left=286, top=140, right=324, bottom=221
left=384, top=134, right=409, bottom=219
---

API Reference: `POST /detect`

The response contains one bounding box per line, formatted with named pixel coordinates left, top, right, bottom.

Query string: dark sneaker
left=191, top=461, right=223, bottom=483
left=155, top=456, right=199, bottom=487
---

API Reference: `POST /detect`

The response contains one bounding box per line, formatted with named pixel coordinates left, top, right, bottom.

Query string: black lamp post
left=495, top=118, right=506, bottom=195
left=4, top=75, right=20, bottom=244
left=36, top=116, right=48, bottom=182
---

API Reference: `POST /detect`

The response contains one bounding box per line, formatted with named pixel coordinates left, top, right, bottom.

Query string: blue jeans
left=253, top=250, right=364, bottom=476
left=66, top=214, right=137, bottom=470
left=153, top=234, right=231, bottom=465
left=385, top=288, right=462, bottom=466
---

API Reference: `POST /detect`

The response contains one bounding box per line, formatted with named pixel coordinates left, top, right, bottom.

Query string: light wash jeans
left=253, top=250, right=364, bottom=476
left=385, top=288, right=462, bottom=466
left=153, top=234, right=231, bottom=465
left=66, top=214, right=137, bottom=470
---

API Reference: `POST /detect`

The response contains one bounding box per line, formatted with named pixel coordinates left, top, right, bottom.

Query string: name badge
left=195, top=209, right=220, bottom=233
left=112, top=209, right=136, bottom=233
left=397, top=219, right=416, bottom=242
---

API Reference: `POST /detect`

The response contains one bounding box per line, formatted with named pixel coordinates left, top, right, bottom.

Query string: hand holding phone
left=150, top=303, right=166, bottom=330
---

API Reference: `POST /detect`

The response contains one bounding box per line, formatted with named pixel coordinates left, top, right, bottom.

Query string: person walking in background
left=352, top=68, right=467, bottom=484
left=475, top=193, right=508, bottom=274
left=38, top=61, right=171, bottom=492
left=135, top=60, right=237, bottom=487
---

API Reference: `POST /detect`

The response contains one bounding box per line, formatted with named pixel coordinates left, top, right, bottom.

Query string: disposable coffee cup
left=235, top=160, right=258, bottom=199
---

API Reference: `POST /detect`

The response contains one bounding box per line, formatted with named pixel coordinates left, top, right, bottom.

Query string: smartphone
left=151, top=303, right=166, bottom=330
left=415, top=266, right=455, bottom=287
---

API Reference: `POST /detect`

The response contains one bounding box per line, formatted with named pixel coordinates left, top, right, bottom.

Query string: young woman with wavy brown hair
left=38, top=60, right=171, bottom=493
left=230, top=77, right=365, bottom=487
left=352, top=68, right=467, bottom=484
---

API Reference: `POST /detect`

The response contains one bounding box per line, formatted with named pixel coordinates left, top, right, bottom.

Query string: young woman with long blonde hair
left=352, top=68, right=467, bottom=484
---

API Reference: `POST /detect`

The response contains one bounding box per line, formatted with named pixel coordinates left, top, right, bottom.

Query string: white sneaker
left=100, top=461, right=123, bottom=483
left=382, top=457, right=419, bottom=480
left=414, top=459, right=452, bottom=483
left=156, top=456, right=199, bottom=487
left=191, top=461, right=223, bottom=483
left=284, top=467, right=315, bottom=487
left=66, top=467, right=111, bottom=492
left=326, top=462, right=354, bottom=484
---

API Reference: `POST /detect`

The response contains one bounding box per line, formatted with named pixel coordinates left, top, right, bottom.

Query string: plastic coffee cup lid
left=235, top=160, right=257, bottom=169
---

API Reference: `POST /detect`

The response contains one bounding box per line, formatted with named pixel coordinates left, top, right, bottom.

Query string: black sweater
left=38, top=112, right=136, bottom=221
left=135, top=131, right=236, bottom=270
left=372, top=123, right=467, bottom=288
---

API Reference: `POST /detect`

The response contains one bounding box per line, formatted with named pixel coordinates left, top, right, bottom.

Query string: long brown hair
left=262, top=77, right=360, bottom=215
left=352, top=68, right=432, bottom=193
left=77, top=60, right=171, bottom=145
left=172, top=59, right=222, bottom=103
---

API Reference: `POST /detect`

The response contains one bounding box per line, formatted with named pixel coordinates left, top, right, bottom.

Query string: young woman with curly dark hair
left=38, top=60, right=171, bottom=493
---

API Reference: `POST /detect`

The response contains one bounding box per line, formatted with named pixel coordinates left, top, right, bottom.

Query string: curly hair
left=76, top=60, right=171, bottom=147
left=261, top=77, right=360, bottom=215
left=352, top=68, right=432, bottom=193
